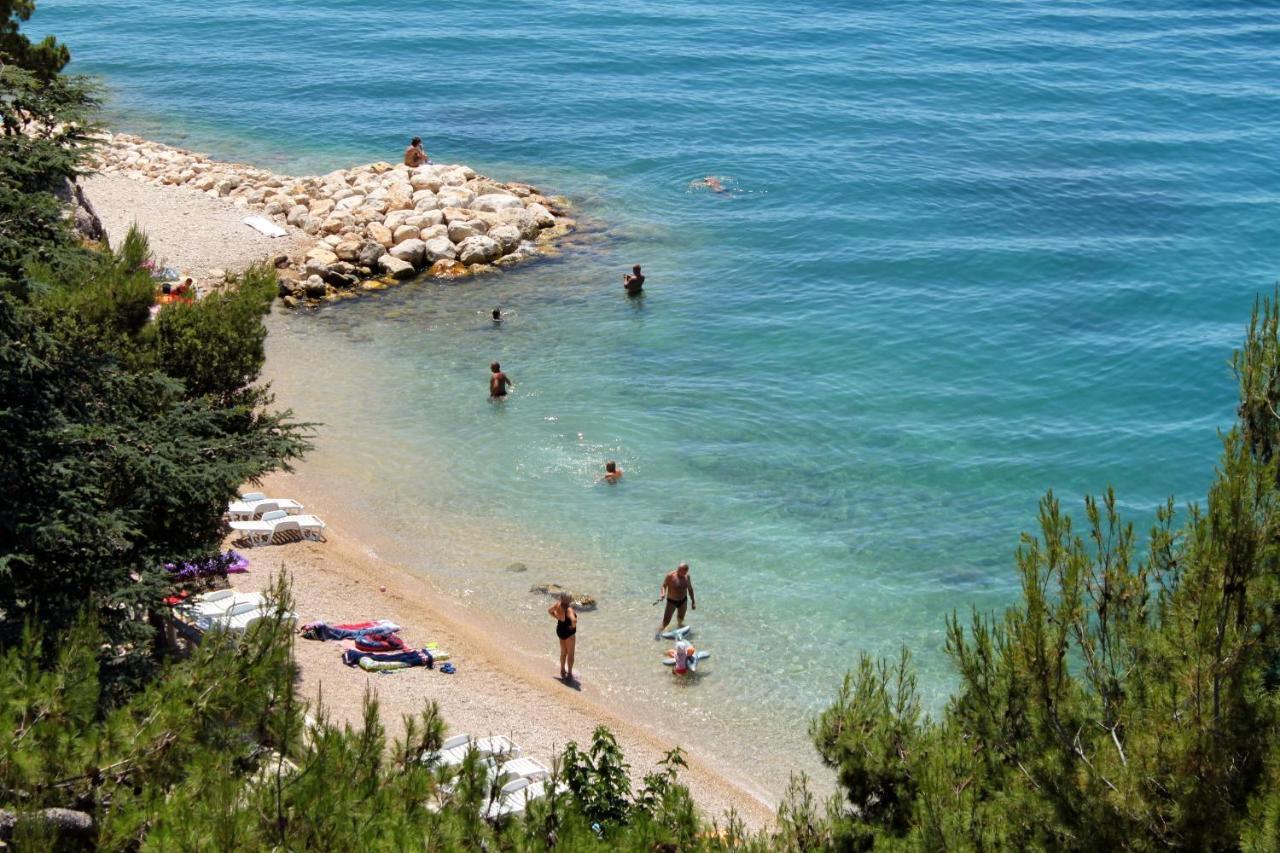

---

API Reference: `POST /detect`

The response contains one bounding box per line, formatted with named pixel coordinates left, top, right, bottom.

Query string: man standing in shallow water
left=623, top=264, right=645, bottom=295
left=489, top=361, right=513, bottom=399
left=656, top=562, right=696, bottom=639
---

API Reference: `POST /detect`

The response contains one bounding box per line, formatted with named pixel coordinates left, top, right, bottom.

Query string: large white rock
left=393, top=224, right=420, bottom=244
left=367, top=222, right=394, bottom=247
left=384, top=210, right=412, bottom=232
left=447, top=220, right=480, bottom=244
left=286, top=204, right=309, bottom=226
left=410, top=173, right=442, bottom=192
left=526, top=202, right=556, bottom=229
left=335, top=194, right=366, bottom=211
left=457, top=235, right=500, bottom=265
left=437, top=188, right=475, bottom=209
left=309, top=198, right=335, bottom=217
left=487, top=224, right=522, bottom=254
left=413, top=195, right=440, bottom=212
left=334, top=241, right=362, bottom=262
left=390, top=238, right=427, bottom=267
left=471, top=193, right=523, bottom=213
left=378, top=254, right=416, bottom=279
left=423, top=236, right=457, bottom=262
left=419, top=223, right=448, bottom=241
left=305, top=246, right=338, bottom=266
left=358, top=240, right=385, bottom=268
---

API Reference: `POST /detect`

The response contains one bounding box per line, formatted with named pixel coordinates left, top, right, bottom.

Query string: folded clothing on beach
left=300, top=620, right=401, bottom=642
left=354, top=630, right=406, bottom=652
left=343, top=648, right=435, bottom=671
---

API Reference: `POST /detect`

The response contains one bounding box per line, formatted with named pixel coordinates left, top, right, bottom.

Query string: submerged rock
left=530, top=584, right=597, bottom=611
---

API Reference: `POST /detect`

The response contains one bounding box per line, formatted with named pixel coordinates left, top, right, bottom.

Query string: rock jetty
left=92, top=133, right=575, bottom=305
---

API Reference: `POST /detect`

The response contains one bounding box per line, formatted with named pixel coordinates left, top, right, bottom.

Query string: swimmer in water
left=492, top=307, right=502, bottom=324
left=489, top=361, right=513, bottom=399
left=623, top=264, right=645, bottom=295
left=692, top=176, right=727, bottom=193
left=602, top=460, right=623, bottom=484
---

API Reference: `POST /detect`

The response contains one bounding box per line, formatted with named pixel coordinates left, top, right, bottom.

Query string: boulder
left=308, top=198, right=335, bottom=217
left=378, top=254, right=416, bottom=279
left=304, top=275, right=328, bottom=298
left=472, top=193, right=523, bottom=213
left=384, top=210, right=412, bottom=232
left=367, top=222, right=394, bottom=247
left=414, top=194, right=440, bottom=212
left=526, top=202, right=556, bottom=229
left=487, top=224, right=522, bottom=254
left=447, top=220, right=480, bottom=244
left=419, top=223, right=448, bottom=241
left=410, top=172, right=442, bottom=192
left=357, top=240, right=385, bottom=268
left=529, top=584, right=597, bottom=611
left=333, top=240, right=362, bottom=262
left=423, top=236, right=457, bottom=262
left=335, top=194, right=366, bottom=211
left=384, top=192, right=413, bottom=212
left=457, top=235, right=500, bottom=266
left=392, top=224, right=420, bottom=244
left=320, top=217, right=347, bottom=235
left=322, top=268, right=359, bottom=289
left=437, top=188, right=475, bottom=209
left=305, top=246, right=339, bottom=267
left=428, top=258, right=469, bottom=279
left=390, top=238, right=426, bottom=267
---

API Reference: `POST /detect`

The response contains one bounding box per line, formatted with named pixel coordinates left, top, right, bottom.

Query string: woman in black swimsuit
left=548, top=593, right=577, bottom=681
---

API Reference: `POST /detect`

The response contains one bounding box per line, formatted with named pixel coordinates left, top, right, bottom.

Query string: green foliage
left=563, top=726, right=634, bottom=832
left=810, top=296, right=1280, bottom=850
left=0, top=0, right=70, bottom=79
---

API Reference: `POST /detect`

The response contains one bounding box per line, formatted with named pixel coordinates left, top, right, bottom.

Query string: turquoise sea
left=40, top=0, right=1280, bottom=793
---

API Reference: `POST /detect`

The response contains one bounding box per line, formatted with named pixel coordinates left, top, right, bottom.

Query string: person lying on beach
left=404, top=137, right=429, bottom=167
left=489, top=361, right=513, bottom=399
left=602, top=460, right=623, bottom=484
left=656, top=562, right=695, bottom=639
left=623, top=264, right=645, bottom=295
left=549, top=592, right=577, bottom=680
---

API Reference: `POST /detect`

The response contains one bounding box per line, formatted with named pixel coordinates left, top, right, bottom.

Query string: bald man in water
left=655, top=562, right=696, bottom=639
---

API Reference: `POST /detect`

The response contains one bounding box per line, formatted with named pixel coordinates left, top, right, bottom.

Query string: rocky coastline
left=91, top=133, right=576, bottom=305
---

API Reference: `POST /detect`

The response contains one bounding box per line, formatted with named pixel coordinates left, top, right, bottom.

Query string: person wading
left=655, top=562, right=696, bottom=639
left=549, top=592, right=577, bottom=681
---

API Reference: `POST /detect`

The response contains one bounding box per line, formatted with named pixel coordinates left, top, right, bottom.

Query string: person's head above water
left=605, top=460, right=617, bottom=473
left=492, top=307, right=501, bottom=320
left=677, top=562, right=689, bottom=576
left=490, top=361, right=501, bottom=373
left=633, top=264, right=642, bottom=274
left=410, top=137, right=422, bottom=147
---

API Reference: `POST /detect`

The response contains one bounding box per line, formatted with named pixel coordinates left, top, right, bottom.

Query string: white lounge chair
left=225, top=495, right=304, bottom=521
left=203, top=599, right=297, bottom=634
left=423, top=734, right=521, bottom=768
left=486, top=776, right=561, bottom=819
left=229, top=510, right=325, bottom=547
left=176, top=589, right=264, bottom=623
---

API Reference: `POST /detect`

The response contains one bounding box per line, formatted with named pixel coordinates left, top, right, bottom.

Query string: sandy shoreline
left=84, top=157, right=779, bottom=828
left=228, top=472, right=776, bottom=828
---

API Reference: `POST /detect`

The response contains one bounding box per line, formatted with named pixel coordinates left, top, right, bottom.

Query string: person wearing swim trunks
left=549, top=593, right=577, bottom=680
left=623, top=264, right=645, bottom=295
left=656, top=562, right=695, bottom=639
left=404, top=137, right=429, bottom=167
left=489, top=361, right=513, bottom=399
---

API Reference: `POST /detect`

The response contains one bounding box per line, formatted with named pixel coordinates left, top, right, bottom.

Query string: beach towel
left=342, top=648, right=433, bottom=669
left=242, top=215, right=288, bottom=238
left=354, top=630, right=406, bottom=652
left=300, top=620, right=401, bottom=641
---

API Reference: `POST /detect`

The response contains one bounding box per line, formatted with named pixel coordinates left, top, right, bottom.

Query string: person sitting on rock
left=623, top=264, right=645, bottom=295
left=404, top=137, right=429, bottom=167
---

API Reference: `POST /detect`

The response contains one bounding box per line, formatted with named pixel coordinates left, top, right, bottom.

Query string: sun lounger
left=176, top=589, right=264, bottom=623
left=423, top=734, right=521, bottom=767
left=225, top=497, right=304, bottom=521
left=202, top=599, right=297, bottom=634
left=485, top=775, right=562, bottom=819
left=229, top=510, right=326, bottom=547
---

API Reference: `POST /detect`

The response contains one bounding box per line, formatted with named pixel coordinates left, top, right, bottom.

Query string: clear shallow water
left=40, top=0, right=1280, bottom=793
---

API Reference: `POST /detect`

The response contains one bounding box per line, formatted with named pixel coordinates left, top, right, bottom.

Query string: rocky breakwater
left=93, top=133, right=575, bottom=305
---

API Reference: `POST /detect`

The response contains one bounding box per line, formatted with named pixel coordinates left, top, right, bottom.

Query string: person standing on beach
left=549, top=592, right=577, bottom=681
left=623, top=264, right=645, bottom=295
left=404, top=137, right=429, bottom=167
left=656, top=562, right=695, bottom=639
left=489, top=361, right=513, bottom=399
